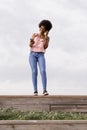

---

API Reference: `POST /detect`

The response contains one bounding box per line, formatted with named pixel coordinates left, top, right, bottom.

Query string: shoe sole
left=43, top=93, right=49, bottom=96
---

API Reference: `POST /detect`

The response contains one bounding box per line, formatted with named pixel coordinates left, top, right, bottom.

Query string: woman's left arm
left=44, top=36, right=50, bottom=49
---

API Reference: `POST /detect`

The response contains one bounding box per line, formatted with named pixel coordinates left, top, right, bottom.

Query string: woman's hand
left=29, top=33, right=38, bottom=47
left=29, top=34, right=35, bottom=47
left=45, top=31, right=49, bottom=37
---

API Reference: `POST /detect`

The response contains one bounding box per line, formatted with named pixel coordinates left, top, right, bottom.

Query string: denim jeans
left=29, top=51, right=47, bottom=92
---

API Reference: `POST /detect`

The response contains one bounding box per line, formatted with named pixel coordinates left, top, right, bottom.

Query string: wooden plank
left=0, top=96, right=87, bottom=112
left=51, top=104, right=87, bottom=112
left=0, top=120, right=87, bottom=130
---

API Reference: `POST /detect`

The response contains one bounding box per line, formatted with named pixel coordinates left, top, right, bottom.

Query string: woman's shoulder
left=32, top=33, right=38, bottom=38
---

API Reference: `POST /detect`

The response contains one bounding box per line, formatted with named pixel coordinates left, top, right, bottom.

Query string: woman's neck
left=39, top=32, right=45, bottom=38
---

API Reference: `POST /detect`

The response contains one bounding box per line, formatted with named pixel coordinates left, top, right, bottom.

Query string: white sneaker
left=34, top=91, right=38, bottom=96
left=43, top=91, right=49, bottom=96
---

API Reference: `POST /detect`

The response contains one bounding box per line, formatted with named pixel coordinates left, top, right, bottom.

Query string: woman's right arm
left=29, top=34, right=36, bottom=47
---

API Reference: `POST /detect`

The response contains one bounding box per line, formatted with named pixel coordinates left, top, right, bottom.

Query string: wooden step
left=0, top=95, right=87, bottom=112
left=0, top=120, right=87, bottom=130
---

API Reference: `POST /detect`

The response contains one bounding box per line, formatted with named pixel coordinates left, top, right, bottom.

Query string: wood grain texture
left=0, top=120, right=87, bottom=130
left=0, top=95, right=87, bottom=112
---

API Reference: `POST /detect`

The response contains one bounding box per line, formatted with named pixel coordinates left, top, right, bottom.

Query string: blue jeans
left=29, top=51, right=47, bottom=92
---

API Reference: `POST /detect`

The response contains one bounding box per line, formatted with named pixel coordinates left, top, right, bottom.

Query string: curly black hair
left=39, top=20, right=52, bottom=31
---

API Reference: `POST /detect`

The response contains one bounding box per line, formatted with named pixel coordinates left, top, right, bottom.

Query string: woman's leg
left=29, top=52, right=38, bottom=92
left=38, top=53, right=47, bottom=92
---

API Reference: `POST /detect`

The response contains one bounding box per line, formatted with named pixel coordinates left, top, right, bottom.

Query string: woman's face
left=39, top=26, right=46, bottom=34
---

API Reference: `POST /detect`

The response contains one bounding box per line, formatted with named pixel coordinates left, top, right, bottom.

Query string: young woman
left=29, top=20, right=52, bottom=96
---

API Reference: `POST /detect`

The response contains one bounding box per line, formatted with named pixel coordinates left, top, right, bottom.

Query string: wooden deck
left=0, top=120, right=87, bottom=130
left=0, top=95, right=87, bottom=112
left=0, top=95, right=87, bottom=130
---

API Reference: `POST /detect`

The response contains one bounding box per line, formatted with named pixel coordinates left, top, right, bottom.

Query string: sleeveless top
left=30, top=34, right=46, bottom=53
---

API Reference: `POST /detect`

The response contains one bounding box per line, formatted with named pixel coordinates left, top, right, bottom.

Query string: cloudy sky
left=0, top=0, right=87, bottom=95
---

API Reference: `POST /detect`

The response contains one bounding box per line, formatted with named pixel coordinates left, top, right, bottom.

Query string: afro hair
left=39, top=20, right=52, bottom=31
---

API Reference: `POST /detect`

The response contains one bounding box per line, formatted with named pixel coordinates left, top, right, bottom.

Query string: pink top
left=30, top=34, right=46, bottom=53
